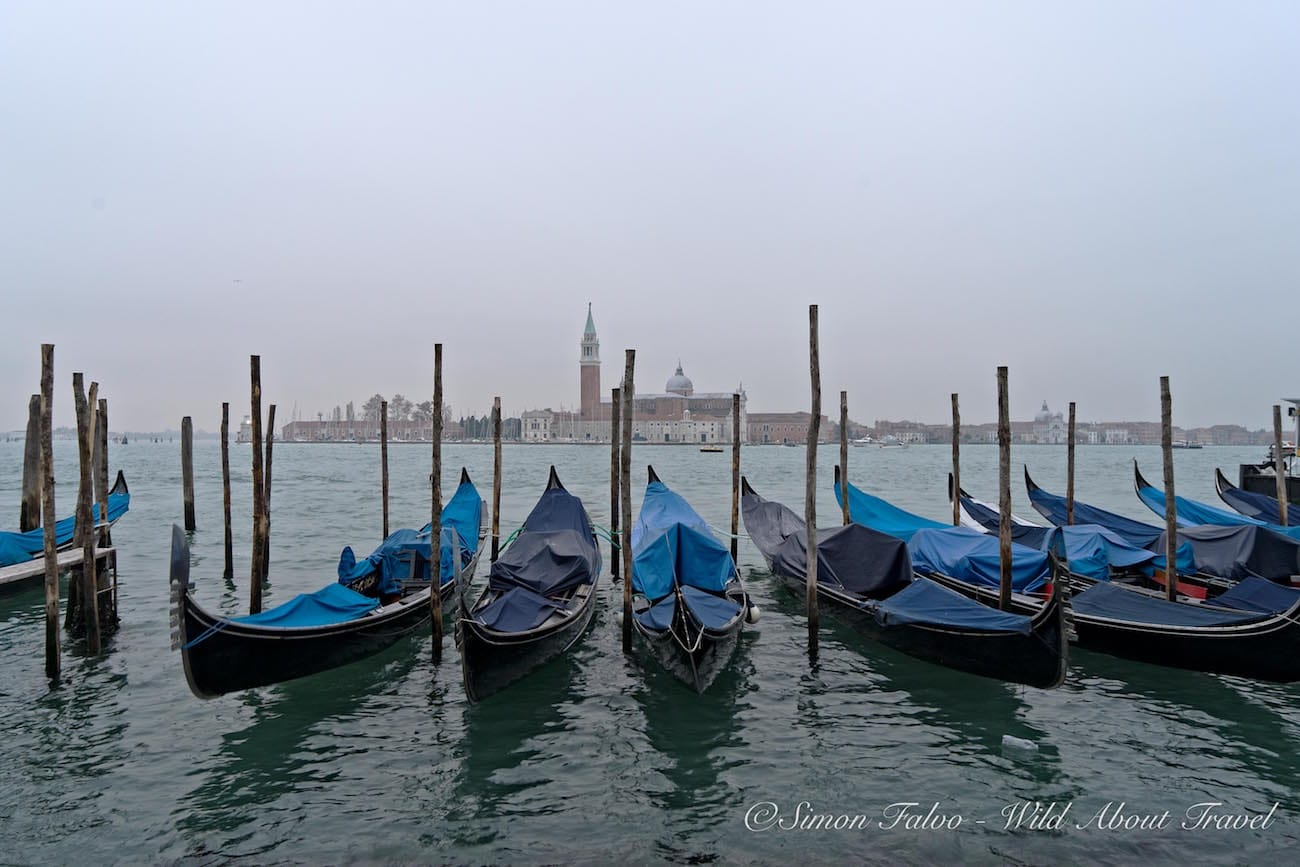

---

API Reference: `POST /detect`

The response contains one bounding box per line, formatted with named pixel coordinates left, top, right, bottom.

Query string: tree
left=412, top=401, right=433, bottom=423
left=388, top=394, right=413, bottom=421
left=362, top=394, right=385, bottom=422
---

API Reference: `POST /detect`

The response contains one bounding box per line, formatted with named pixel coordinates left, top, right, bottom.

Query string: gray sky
left=3, top=1, right=1297, bottom=432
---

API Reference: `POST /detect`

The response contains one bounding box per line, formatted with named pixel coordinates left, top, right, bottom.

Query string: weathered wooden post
left=40, top=345, right=59, bottom=679
left=263, top=404, right=276, bottom=582
left=430, top=344, right=444, bottom=661
left=73, top=376, right=102, bottom=652
left=610, top=387, right=621, bottom=578
left=1275, top=405, right=1289, bottom=527
left=95, top=398, right=110, bottom=545
left=731, top=393, right=741, bottom=562
left=621, top=352, right=635, bottom=653
left=491, top=396, right=502, bottom=562
left=1161, top=376, right=1178, bottom=602
left=181, top=416, right=196, bottom=531
left=840, top=391, right=850, bottom=527
left=381, top=400, right=390, bottom=539
left=1067, top=401, right=1077, bottom=525
left=21, top=395, right=41, bottom=532
left=951, top=393, right=961, bottom=526
left=807, top=305, right=821, bottom=656
left=221, top=402, right=233, bottom=581
left=249, top=355, right=265, bottom=614
left=997, top=366, right=1012, bottom=611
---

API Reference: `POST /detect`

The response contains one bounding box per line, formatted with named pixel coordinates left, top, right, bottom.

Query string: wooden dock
left=0, top=547, right=116, bottom=593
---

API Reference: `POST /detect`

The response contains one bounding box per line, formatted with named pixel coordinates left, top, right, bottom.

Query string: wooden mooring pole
left=840, top=391, right=850, bottom=527
left=430, top=344, right=444, bottom=661
left=181, top=416, right=196, bottom=532
left=806, top=305, right=821, bottom=656
left=951, top=393, right=961, bottom=526
left=997, top=366, right=1012, bottom=611
left=620, top=352, right=635, bottom=654
left=249, top=356, right=265, bottom=614
left=21, top=395, right=41, bottom=532
left=221, top=402, right=233, bottom=581
left=491, top=396, right=502, bottom=562
left=96, top=397, right=115, bottom=619
left=40, top=345, right=59, bottom=679
left=1067, top=402, right=1077, bottom=526
left=610, top=387, right=621, bottom=579
left=1275, top=405, right=1289, bottom=527
left=75, top=377, right=102, bottom=652
left=263, top=404, right=275, bottom=582
left=1161, top=376, right=1177, bottom=602
left=381, top=400, right=390, bottom=539
left=731, top=393, right=741, bottom=562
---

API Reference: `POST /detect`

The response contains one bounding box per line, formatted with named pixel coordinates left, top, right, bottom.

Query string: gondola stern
left=647, top=465, right=661, bottom=485
left=547, top=465, right=565, bottom=490
left=111, top=469, right=128, bottom=496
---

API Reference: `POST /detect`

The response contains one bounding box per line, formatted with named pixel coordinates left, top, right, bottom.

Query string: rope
left=592, top=525, right=621, bottom=548
left=180, top=616, right=233, bottom=650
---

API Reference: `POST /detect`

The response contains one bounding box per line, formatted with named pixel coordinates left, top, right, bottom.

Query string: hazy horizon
left=4, top=2, right=1297, bottom=433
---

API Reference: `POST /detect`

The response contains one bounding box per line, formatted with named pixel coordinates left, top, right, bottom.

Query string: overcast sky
left=2, top=1, right=1297, bottom=432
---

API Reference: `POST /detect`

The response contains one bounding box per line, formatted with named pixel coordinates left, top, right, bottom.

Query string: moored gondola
left=630, top=466, right=750, bottom=693
left=745, top=476, right=1067, bottom=689
left=170, top=469, right=485, bottom=699
left=1, top=470, right=130, bottom=569
left=456, top=466, right=601, bottom=703
left=843, top=471, right=1300, bottom=682
left=1133, top=462, right=1300, bottom=542
left=1216, top=467, right=1291, bottom=525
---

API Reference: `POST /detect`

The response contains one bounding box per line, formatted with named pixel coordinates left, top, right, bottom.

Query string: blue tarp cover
left=1136, top=477, right=1300, bottom=541
left=232, top=582, right=379, bottom=628
left=1218, top=479, right=1287, bottom=525
left=875, top=577, right=1033, bottom=635
left=474, top=586, right=563, bottom=632
left=636, top=595, right=676, bottom=631
left=338, top=477, right=482, bottom=596
left=632, top=480, right=734, bottom=600
left=907, top=526, right=1050, bottom=593
left=0, top=484, right=130, bottom=567
left=487, top=480, right=599, bottom=598
left=681, top=584, right=741, bottom=630
left=1154, top=524, right=1300, bottom=582
left=835, top=480, right=948, bottom=543
left=1212, top=576, right=1300, bottom=614
left=1071, top=581, right=1270, bottom=627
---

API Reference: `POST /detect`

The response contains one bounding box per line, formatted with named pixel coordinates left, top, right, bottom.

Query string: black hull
left=768, top=561, right=1067, bottom=689
left=929, top=572, right=1300, bottom=683
left=456, top=585, right=598, bottom=703
left=632, top=610, right=743, bottom=694
left=1239, top=465, right=1300, bottom=506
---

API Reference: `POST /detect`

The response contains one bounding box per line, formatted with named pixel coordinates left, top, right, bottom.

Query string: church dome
left=666, top=362, right=694, bottom=396
left=1035, top=401, right=1053, bottom=423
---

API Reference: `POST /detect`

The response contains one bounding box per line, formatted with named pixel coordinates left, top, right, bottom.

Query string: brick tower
left=579, top=303, right=601, bottom=419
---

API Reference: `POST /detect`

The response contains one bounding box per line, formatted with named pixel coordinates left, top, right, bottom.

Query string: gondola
left=745, top=476, right=1067, bottom=688
left=1, top=470, right=130, bottom=568
left=1133, top=462, right=1300, bottom=542
left=456, top=466, right=601, bottom=703
left=1216, top=467, right=1291, bottom=525
left=630, top=466, right=750, bottom=693
left=842, top=471, right=1300, bottom=682
left=170, top=469, right=485, bottom=699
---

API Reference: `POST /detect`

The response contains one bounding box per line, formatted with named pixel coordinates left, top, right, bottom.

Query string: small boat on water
left=699, top=445, right=723, bottom=453
left=746, top=476, right=1067, bottom=688
left=841, top=470, right=1300, bottom=683
left=1133, top=463, right=1300, bottom=542
left=1216, top=467, right=1293, bottom=525
left=456, top=466, right=601, bottom=703
left=170, top=469, right=485, bottom=699
left=630, top=467, right=750, bottom=693
left=1, top=470, right=130, bottom=570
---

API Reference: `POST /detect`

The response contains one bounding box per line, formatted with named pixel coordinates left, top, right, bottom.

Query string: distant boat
left=699, top=445, right=723, bottom=453
left=851, top=436, right=876, bottom=447
left=878, top=435, right=908, bottom=449
left=1172, top=440, right=1203, bottom=449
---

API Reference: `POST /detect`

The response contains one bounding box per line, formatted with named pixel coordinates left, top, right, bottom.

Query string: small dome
left=1035, top=400, right=1053, bottom=423
left=666, top=362, right=694, bottom=396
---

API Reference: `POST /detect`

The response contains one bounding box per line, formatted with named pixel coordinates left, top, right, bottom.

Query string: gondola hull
left=766, top=560, right=1067, bottom=689
left=456, top=585, right=598, bottom=703
left=631, top=599, right=744, bottom=694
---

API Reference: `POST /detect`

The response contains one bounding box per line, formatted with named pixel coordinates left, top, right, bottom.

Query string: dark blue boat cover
left=474, top=586, right=564, bottom=632
left=1218, top=479, right=1286, bottom=525
left=0, top=483, right=131, bottom=567
left=681, top=583, right=741, bottom=630
left=1071, top=582, right=1270, bottom=627
left=337, top=476, right=482, bottom=596
left=1136, top=477, right=1300, bottom=541
left=636, top=595, right=676, bottom=631
left=875, top=577, right=1032, bottom=635
left=1212, top=576, right=1300, bottom=614
left=772, top=523, right=914, bottom=597
left=632, top=480, right=734, bottom=600
left=1026, top=479, right=1195, bottom=573
left=487, top=482, right=598, bottom=597
left=959, top=494, right=1155, bottom=580
left=232, top=583, right=379, bottom=628
left=834, top=480, right=948, bottom=543
left=907, top=527, right=1050, bottom=593
left=1154, top=524, right=1300, bottom=582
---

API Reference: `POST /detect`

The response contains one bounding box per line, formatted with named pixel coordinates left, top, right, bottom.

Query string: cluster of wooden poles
left=21, top=344, right=120, bottom=680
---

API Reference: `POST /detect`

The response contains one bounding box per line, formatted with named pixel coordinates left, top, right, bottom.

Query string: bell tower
left=580, top=303, right=601, bottom=419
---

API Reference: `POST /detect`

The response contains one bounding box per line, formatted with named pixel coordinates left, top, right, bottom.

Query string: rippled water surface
left=1, top=440, right=1297, bottom=863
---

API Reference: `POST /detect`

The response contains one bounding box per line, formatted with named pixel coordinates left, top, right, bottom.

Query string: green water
left=1, top=441, right=1296, bottom=863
